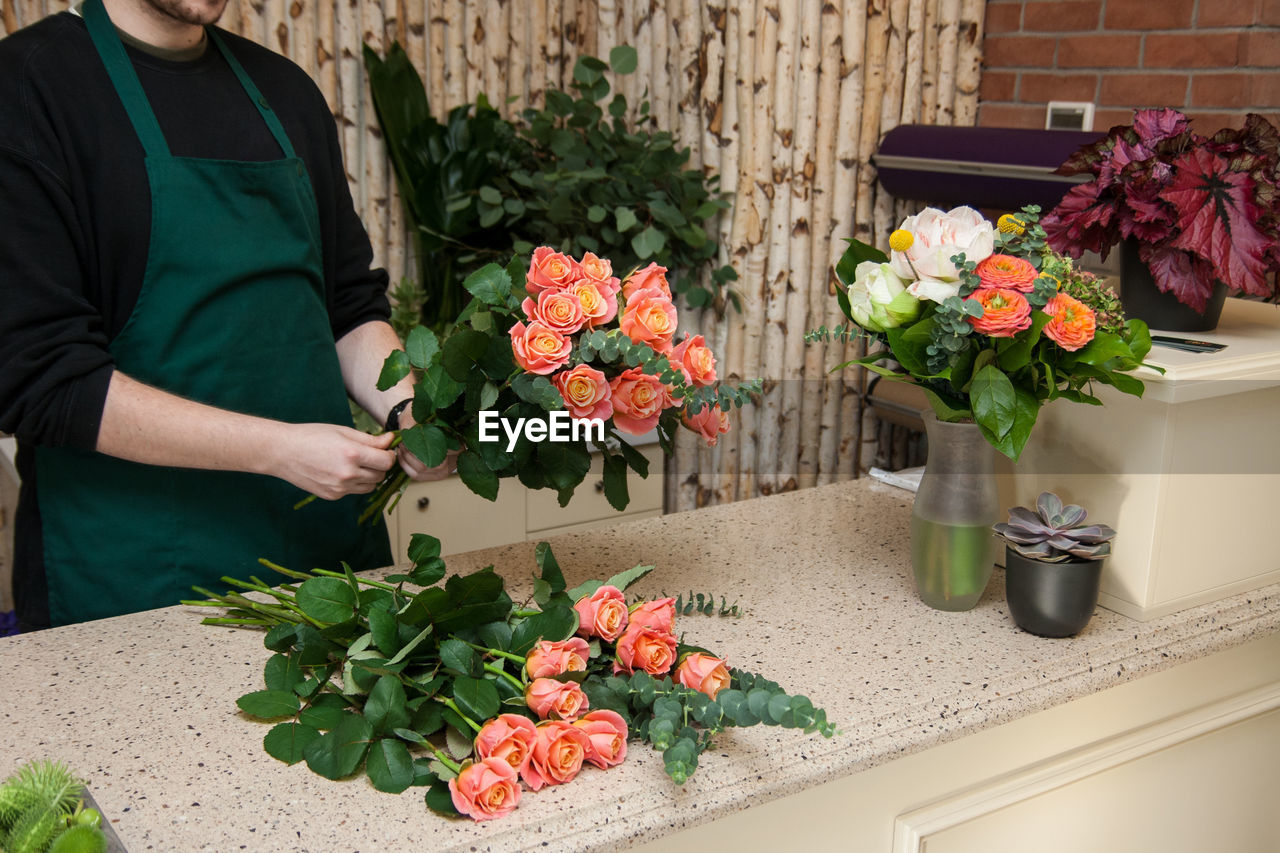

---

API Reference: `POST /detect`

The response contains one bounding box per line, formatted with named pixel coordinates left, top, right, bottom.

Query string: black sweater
left=0, top=13, right=391, bottom=628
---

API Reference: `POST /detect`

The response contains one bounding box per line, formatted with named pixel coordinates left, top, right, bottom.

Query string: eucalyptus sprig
left=188, top=538, right=835, bottom=818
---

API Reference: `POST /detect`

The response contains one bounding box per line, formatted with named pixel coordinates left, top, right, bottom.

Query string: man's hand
left=392, top=408, right=454, bottom=483
left=273, top=424, right=397, bottom=499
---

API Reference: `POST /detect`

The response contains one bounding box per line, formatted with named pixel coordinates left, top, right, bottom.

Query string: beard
left=142, top=0, right=228, bottom=27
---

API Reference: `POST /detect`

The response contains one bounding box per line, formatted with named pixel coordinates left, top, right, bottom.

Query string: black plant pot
left=1003, top=547, right=1103, bottom=638
left=1118, top=240, right=1227, bottom=333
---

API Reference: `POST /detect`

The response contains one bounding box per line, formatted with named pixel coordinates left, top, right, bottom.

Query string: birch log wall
left=0, top=0, right=985, bottom=512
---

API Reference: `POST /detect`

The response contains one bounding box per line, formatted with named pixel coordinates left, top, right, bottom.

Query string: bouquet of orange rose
left=812, top=205, right=1156, bottom=461
left=366, top=248, right=759, bottom=520
left=188, top=538, right=834, bottom=821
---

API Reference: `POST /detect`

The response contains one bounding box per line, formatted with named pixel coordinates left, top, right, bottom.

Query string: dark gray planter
left=1119, top=239, right=1226, bottom=333
left=1004, top=547, right=1103, bottom=638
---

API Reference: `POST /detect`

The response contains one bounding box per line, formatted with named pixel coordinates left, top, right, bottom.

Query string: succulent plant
left=994, top=492, right=1116, bottom=563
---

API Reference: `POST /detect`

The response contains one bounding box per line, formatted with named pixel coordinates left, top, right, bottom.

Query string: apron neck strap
left=82, top=0, right=298, bottom=161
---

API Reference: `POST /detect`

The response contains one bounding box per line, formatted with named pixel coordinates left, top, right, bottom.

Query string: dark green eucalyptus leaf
left=263, top=722, right=321, bottom=765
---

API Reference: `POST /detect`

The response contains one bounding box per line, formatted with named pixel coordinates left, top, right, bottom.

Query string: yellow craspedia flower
left=888, top=229, right=914, bottom=252
left=997, top=214, right=1026, bottom=235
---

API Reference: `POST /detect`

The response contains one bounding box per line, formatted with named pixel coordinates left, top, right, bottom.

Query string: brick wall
left=979, top=0, right=1280, bottom=133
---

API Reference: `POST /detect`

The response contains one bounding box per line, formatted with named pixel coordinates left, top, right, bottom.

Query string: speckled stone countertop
left=3, top=479, right=1278, bottom=852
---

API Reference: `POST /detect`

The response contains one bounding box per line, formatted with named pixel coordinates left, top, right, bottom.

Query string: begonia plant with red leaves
left=1042, top=107, right=1280, bottom=313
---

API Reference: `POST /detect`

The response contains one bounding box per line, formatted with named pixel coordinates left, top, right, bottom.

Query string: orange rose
left=473, top=713, right=538, bottom=775
left=674, top=652, right=731, bottom=699
left=510, top=320, right=572, bottom=375
left=521, top=721, right=592, bottom=791
left=524, top=677, right=589, bottom=721
left=574, top=585, right=629, bottom=641
left=609, top=366, right=671, bottom=435
left=680, top=404, right=731, bottom=446
left=628, top=597, right=676, bottom=634
left=525, top=637, right=591, bottom=679
left=448, top=756, right=522, bottom=821
left=621, top=261, right=672, bottom=300
left=975, top=253, right=1037, bottom=292
left=967, top=288, right=1032, bottom=338
left=568, top=276, right=619, bottom=328
left=573, top=709, right=628, bottom=769
left=619, top=287, right=678, bottom=353
left=552, top=364, right=613, bottom=421
left=670, top=333, right=717, bottom=386
left=613, top=622, right=678, bottom=676
left=526, top=246, right=582, bottom=295
left=522, top=290, right=586, bottom=336
left=1042, top=292, right=1097, bottom=351
left=580, top=251, right=622, bottom=290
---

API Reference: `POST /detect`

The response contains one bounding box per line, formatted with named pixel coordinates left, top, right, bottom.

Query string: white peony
left=847, top=261, right=920, bottom=332
left=889, top=206, right=995, bottom=304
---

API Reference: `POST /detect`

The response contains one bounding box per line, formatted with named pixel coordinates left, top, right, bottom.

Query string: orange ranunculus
left=552, top=364, right=613, bottom=421
left=609, top=366, right=671, bottom=435
left=967, top=288, right=1032, bottom=337
left=525, top=637, right=591, bottom=679
left=473, top=714, right=538, bottom=775
left=526, top=246, right=582, bottom=295
left=975, top=253, right=1037, bottom=292
left=568, top=276, right=619, bottom=328
left=613, top=622, right=678, bottom=676
left=448, top=756, right=522, bottom=821
left=1042, top=292, right=1097, bottom=351
left=670, top=333, right=717, bottom=386
left=573, top=585, right=629, bottom=641
left=619, top=287, right=678, bottom=353
left=521, top=721, right=592, bottom=791
left=621, top=261, right=672, bottom=300
left=510, top=320, right=572, bottom=375
left=522, top=290, right=586, bottom=336
left=524, top=677, right=589, bottom=721
left=573, top=709, right=628, bottom=769
left=674, top=652, right=732, bottom=699
left=680, top=404, right=731, bottom=446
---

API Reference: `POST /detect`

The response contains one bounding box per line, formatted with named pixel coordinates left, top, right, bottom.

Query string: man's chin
left=153, top=0, right=228, bottom=26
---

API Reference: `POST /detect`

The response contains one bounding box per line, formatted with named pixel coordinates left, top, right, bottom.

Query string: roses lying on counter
left=191, top=539, right=835, bottom=823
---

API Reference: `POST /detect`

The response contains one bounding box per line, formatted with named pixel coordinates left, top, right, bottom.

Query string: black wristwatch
left=384, top=397, right=412, bottom=432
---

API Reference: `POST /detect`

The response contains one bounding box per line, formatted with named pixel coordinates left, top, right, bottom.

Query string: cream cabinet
left=385, top=444, right=664, bottom=559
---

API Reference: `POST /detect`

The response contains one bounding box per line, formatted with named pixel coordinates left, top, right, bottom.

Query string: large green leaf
left=237, top=690, right=301, bottom=720
left=405, top=326, right=440, bottom=369
left=970, top=365, right=1018, bottom=440
left=295, top=577, right=357, bottom=624
left=303, top=712, right=374, bottom=780
left=534, top=541, right=567, bottom=595
left=509, top=604, right=579, bottom=656
left=835, top=238, right=889, bottom=285
left=376, top=349, right=412, bottom=392
left=452, top=676, right=502, bottom=722
left=364, top=675, right=412, bottom=733
left=536, top=441, right=592, bottom=494
left=400, top=424, right=449, bottom=468
left=977, top=386, right=1041, bottom=461
left=366, top=738, right=416, bottom=794
left=456, top=450, right=499, bottom=501
left=263, top=722, right=321, bottom=765
left=440, top=329, right=491, bottom=382
left=1072, top=331, right=1134, bottom=366
left=463, top=263, right=512, bottom=306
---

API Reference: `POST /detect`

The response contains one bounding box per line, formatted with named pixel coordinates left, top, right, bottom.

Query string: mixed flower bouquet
left=365, top=249, right=758, bottom=519
left=813, top=204, right=1155, bottom=461
left=1042, top=107, right=1280, bottom=312
left=187, top=538, right=834, bottom=821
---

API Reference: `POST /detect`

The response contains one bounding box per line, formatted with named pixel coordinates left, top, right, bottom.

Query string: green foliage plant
left=365, top=43, right=737, bottom=334
left=187, top=537, right=835, bottom=820
left=0, top=761, right=106, bottom=853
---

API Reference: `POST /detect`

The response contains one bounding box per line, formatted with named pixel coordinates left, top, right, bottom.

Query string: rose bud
left=674, top=652, right=732, bottom=699
left=448, top=756, right=522, bottom=821
left=473, top=713, right=538, bottom=775
left=525, top=637, right=591, bottom=679
left=525, top=677, right=589, bottom=721
left=574, top=585, right=629, bottom=641
left=521, top=720, right=592, bottom=791
left=573, top=709, right=629, bottom=769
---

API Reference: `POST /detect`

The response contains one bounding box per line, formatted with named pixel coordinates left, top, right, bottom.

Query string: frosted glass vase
left=910, top=412, right=999, bottom=611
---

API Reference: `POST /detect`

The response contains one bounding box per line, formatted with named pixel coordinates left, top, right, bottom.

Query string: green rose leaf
left=376, top=349, right=412, bottom=392
left=453, top=676, right=502, bottom=722
left=509, top=603, right=579, bottom=657
left=237, top=689, right=301, bottom=720
left=456, top=451, right=499, bottom=501
left=462, top=263, right=512, bottom=306
left=400, top=424, right=449, bottom=468
left=604, top=563, right=655, bottom=592
left=439, top=638, right=482, bottom=677
left=263, top=653, right=305, bottom=694
left=366, top=738, right=416, bottom=794
left=405, top=326, right=440, bottom=369
left=303, top=712, right=374, bottom=780
left=263, top=722, right=322, bottom=765
left=365, top=674, right=411, bottom=733
left=534, top=541, right=567, bottom=594
left=296, top=577, right=357, bottom=624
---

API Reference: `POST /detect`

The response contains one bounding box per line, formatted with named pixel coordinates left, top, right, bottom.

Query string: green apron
left=35, top=0, right=391, bottom=627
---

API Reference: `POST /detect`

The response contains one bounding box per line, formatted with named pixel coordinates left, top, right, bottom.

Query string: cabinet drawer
left=526, top=445, right=664, bottom=533
left=394, top=475, right=524, bottom=559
